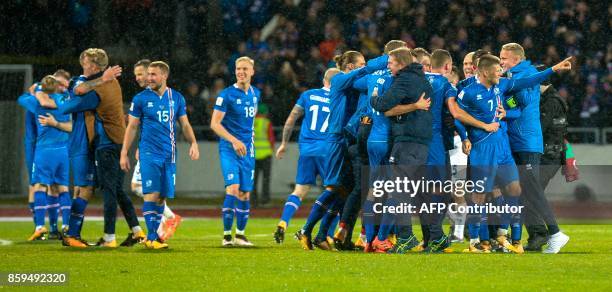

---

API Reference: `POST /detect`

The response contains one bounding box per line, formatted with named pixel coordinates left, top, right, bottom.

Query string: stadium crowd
left=2, top=0, right=610, bottom=134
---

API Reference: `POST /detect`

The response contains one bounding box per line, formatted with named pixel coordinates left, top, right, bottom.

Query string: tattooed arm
left=275, top=105, right=304, bottom=159
left=73, top=65, right=123, bottom=95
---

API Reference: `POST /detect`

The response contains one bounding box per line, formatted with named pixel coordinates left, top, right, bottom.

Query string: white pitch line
left=200, top=233, right=271, bottom=239
left=0, top=217, right=215, bottom=222
left=0, top=239, right=13, bottom=246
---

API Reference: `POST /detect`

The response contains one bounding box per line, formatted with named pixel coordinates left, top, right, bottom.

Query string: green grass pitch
left=2, top=219, right=612, bottom=290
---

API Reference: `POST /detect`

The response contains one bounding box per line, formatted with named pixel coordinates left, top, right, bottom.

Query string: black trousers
left=339, top=124, right=371, bottom=242
left=526, top=154, right=562, bottom=238
left=95, top=145, right=140, bottom=234
left=253, top=156, right=272, bottom=205
left=389, top=141, right=429, bottom=239
left=513, top=152, right=559, bottom=238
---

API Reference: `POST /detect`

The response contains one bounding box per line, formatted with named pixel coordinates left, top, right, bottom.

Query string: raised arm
left=73, top=66, right=122, bottom=95
left=18, top=93, right=40, bottom=114
left=331, top=55, right=388, bottom=93
left=503, top=57, right=572, bottom=95
left=276, top=105, right=304, bottom=159
left=58, top=91, right=99, bottom=114
left=35, top=91, right=57, bottom=108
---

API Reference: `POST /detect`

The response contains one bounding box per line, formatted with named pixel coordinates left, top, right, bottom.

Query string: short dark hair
left=431, top=49, right=452, bottom=69
left=477, top=54, right=501, bottom=71
left=134, top=59, right=151, bottom=69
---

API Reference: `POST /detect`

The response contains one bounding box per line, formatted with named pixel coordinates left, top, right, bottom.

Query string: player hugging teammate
left=278, top=42, right=574, bottom=255
left=19, top=49, right=200, bottom=250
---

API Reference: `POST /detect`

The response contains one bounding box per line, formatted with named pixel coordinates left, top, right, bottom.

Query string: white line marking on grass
left=0, top=239, right=13, bottom=246
left=200, top=234, right=270, bottom=239
left=0, top=217, right=217, bottom=222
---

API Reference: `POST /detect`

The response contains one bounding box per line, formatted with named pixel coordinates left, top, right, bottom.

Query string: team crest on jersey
left=147, top=102, right=154, bottom=108
left=228, top=173, right=234, bottom=180
left=237, top=99, right=242, bottom=105
left=246, top=101, right=250, bottom=106
left=476, top=94, right=482, bottom=100
left=145, top=180, right=152, bottom=187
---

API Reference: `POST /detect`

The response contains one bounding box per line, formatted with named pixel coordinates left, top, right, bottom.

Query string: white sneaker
left=542, top=232, right=569, bottom=254
left=222, top=235, right=234, bottom=246
left=234, top=234, right=254, bottom=247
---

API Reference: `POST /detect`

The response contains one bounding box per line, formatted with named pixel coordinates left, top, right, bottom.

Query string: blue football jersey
left=326, top=55, right=388, bottom=142
left=425, top=73, right=457, bottom=135
left=129, top=87, right=187, bottom=163
left=295, top=87, right=332, bottom=155
left=367, top=69, right=393, bottom=142
left=457, top=68, right=553, bottom=144
left=214, top=84, right=260, bottom=145
left=35, top=93, right=71, bottom=148
left=67, top=75, right=89, bottom=157
left=24, top=110, right=37, bottom=146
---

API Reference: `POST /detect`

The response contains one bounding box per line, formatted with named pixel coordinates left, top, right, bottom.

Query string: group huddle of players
left=19, top=50, right=195, bottom=249
left=19, top=40, right=573, bottom=253
left=272, top=40, right=573, bottom=254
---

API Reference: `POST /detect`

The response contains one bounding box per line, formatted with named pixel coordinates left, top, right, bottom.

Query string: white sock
left=163, top=204, right=175, bottom=219
left=497, top=228, right=508, bottom=237
left=223, top=230, right=232, bottom=236
left=103, top=233, right=115, bottom=242
left=36, top=225, right=44, bottom=231
left=131, top=226, right=142, bottom=234
left=235, top=229, right=245, bottom=236
left=470, top=238, right=480, bottom=245
left=454, top=224, right=464, bottom=238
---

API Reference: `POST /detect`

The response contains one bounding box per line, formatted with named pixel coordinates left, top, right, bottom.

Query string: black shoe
left=274, top=226, right=285, bottom=244
left=48, top=231, right=63, bottom=240
left=336, top=240, right=356, bottom=251
left=525, top=234, right=548, bottom=251
left=120, top=232, right=144, bottom=247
